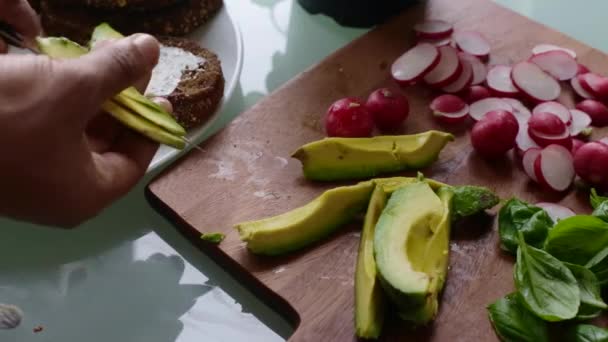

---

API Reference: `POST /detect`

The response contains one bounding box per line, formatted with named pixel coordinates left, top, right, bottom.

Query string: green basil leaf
left=565, top=324, right=608, bottom=342
left=200, top=233, right=225, bottom=244
left=487, top=293, right=549, bottom=342
left=515, top=232, right=580, bottom=321
left=450, top=185, right=500, bottom=222
left=499, top=199, right=553, bottom=254
left=565, top=263, right=607, bottom=320
left=586, top=247, right=608, bottom=289
left=592, top=201, right=608, bottom=223
left=590, top=188, right=608, bottom=209
left=545, top=216, right=608, bottom=265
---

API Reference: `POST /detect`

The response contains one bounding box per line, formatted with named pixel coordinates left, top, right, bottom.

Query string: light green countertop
left=1, top=0, right=607, bottom=340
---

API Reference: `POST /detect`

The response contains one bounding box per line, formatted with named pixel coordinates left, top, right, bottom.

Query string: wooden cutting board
left=147, top=0, right=608, bottom=340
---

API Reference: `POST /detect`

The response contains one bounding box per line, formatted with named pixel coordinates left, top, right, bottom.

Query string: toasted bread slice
left=45, top=0, right=180, bottom=11
left=40, top=0, right=222, bottom=44
left=146, top=37, right=224, bottom=130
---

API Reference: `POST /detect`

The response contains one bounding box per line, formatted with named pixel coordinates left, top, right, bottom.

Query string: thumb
left=72, top=34, right=160, bottom=104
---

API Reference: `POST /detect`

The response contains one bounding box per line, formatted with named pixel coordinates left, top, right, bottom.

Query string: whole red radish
left=471, top=110, right=519, bottom=158
left=529, top=112, right=567, bottom=136
left=572, top=139, right=585, bottom=155
left=574, top=142, right=608, bottom=189
left=576, top=99, right=608, bottom=127
left=464, top=85, right=492, bottom=103
left=325, top=98, right=374, bottom=137
left=366, top=88, right=409, bottom=130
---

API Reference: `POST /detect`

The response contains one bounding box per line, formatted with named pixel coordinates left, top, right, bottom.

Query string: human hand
left=0, top=34, right=161, bottom=227
left=0, top=0, right=42, bottom=52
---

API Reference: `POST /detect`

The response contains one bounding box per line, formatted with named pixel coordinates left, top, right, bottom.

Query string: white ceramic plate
left=8, top=6, right=243, bottom=173
left=149, top=5, right=243, bottom=172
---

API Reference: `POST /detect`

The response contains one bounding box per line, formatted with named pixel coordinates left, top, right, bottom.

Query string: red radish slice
left=465, top=85, right=492, bottom=103
left=572, top=138, right=585, bottom=155
left=453, top=30, right=491, bottom=59
left=418, top=37, right=452, bottom=47
left=532, top=44, right=577, bottom=59
left=460, top=53, right=487, bottom=85
left=469, top=97, right=512, bottom=121
left=523, top=148, right=541, bottom=181
left=516, top=122, right=540, bottom=154
left=569, top=109, right=592, bottom=136
left=529, top=111, right=567, bottom=135
left=430, top=94, right=466, bottom=113
left=414, top=20, right=453, bottom=39
left=487, top=65, right=519, bottom=97
left=442, top=55, right=473, bottom=93
left=434, top=107, right=470, bottom=124
left=391, top=43, right=440, bottom=85
left=529, top=50, right=578, bottom=81
left=423, top=46, right=462, bottom=87
left=571, top=75, right=596, bottom=100
left=502, top=98, right=531, bottom=124
left=534, top=145, right=575, bottom=192
left=532, top=101, right=572, bottom=125
left=577, top=64, right=590, bottom=75
left=582, top=73, right=608, bottom=99
left=535, top=202, right=575, bottom=222
left=511, top=61, right=561, bottom=102
left=529, top=128, right=572, bottom=150
left=576, top=99, right=608, bottom=127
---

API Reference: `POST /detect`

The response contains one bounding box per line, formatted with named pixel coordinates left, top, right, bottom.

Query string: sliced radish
left=430, top=94, right=466, bottom=113
left=391, top=43, right=440, bottom=85
left=529, top=50, right=578, bottom=81
left=534, top=145, right=575, bottom=192
left=569, top=109, right=592, bottom=136
left=502, top=98, right=531, bottom=124
left=414, top=20, right=453, bottom=39
left=532, top=101, right=572, bottom=125
left=511, top=61, right=561, bottom=102
left=532, top=44, right=577, bottom=59
left=460, top=53, right=487, bottom=85
left=575, top=99, right=608, bottom=127
left=601, top=138, right=608, bottom=146
left=442, top=55, right=474, bottom=93
left=423, top=45, right=463, bottom=87
left=523, top=148, right=541, bottom=181
left=582, top=73, right=608, bottom=99
left=464, top=85, right=492, bottom=103
left=572, top=138, right=585, bottom=155
left=529, top=128, right=572, bottom=150
left=516, top=122, right=540, bottom=154
left=577, top=64, right=590, bottom=75
left=486, top=65, right=519, bottom=97
left=453, top=30, right=491, bottom=59
left=469, top=97, right=512, bottom=121
left=434, top=107, right=470, bottom=124
left=529, top=111, right=567, bottom=135
left=535, top=202, right=576, bottom=222
left=418, top=36, right=452, bottom=47
left=571, top=75, right=596, bottom=100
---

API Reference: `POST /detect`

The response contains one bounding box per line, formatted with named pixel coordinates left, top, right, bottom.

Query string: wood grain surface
left=147, top=0, right=608, bottom=340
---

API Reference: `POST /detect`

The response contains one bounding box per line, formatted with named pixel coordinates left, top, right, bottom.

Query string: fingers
left=71, top=34, right=159, bottom=106
left=0, top=0, right=42, bottom=41
left=92, top=128, right=158, bottom=202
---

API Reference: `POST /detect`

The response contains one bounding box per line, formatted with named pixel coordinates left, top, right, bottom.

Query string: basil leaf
left=200, top=233, right=225, bottom=244
left=451, top=185, right=499, bottom=222
left=566, top=324, right=608, bottom=342
left=515, top=232, right=580, bottom=321
left=499, top=199, right=553, bottom=254
left=590, top=188, right=608, bottom=209
left=487, top=293, right=549, bottom=342
left=545, top=216, right=608, bottom=265
left=564, top=263, right=607, bottom=320
left=592, top=201, right=608, bottom=223
left=586, top=247, right=608, bottom=289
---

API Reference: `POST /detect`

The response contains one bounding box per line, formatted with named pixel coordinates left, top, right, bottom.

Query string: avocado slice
left=291, top=131, right=454, bottom=181
left=36, top=37, right=88, bottom=57
left=374, top=182, right=453, bottom=324
left=236, top=181, right=375, bottom=256
left=373, top=176, right=446, bottom=194
left=89, top=22, right=124, bottom=48
left=355, top=186, right=387, bottom=339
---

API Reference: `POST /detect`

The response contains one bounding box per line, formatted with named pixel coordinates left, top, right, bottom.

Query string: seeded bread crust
left=46, top=0, right=180, bottom=11
left=157, top=37, right=224, bottom=129
left=40, top=0, right=223, bottom=44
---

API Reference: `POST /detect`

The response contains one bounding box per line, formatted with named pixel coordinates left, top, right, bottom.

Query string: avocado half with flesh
left=355, top=186, right=387, bottom=339
left=374, top=181, right=453, bottom=324
left=291, top=131, right=454, bottom=181
left=236, top=181, right=374, bottom=256
left=35, top=24, right=186, bottom=148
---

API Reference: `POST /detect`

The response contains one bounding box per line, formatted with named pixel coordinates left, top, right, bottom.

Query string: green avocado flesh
left=235, top=181, right=375, bottom=256
left=374, top=182, right=452, bottom=324
left=355, top=186, right=387, bottom=339
left=291, top=131, right=454, bottom=181
left=35, top=23, right=186, bottom=149
left=90, top=22, right=124, bottom=48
